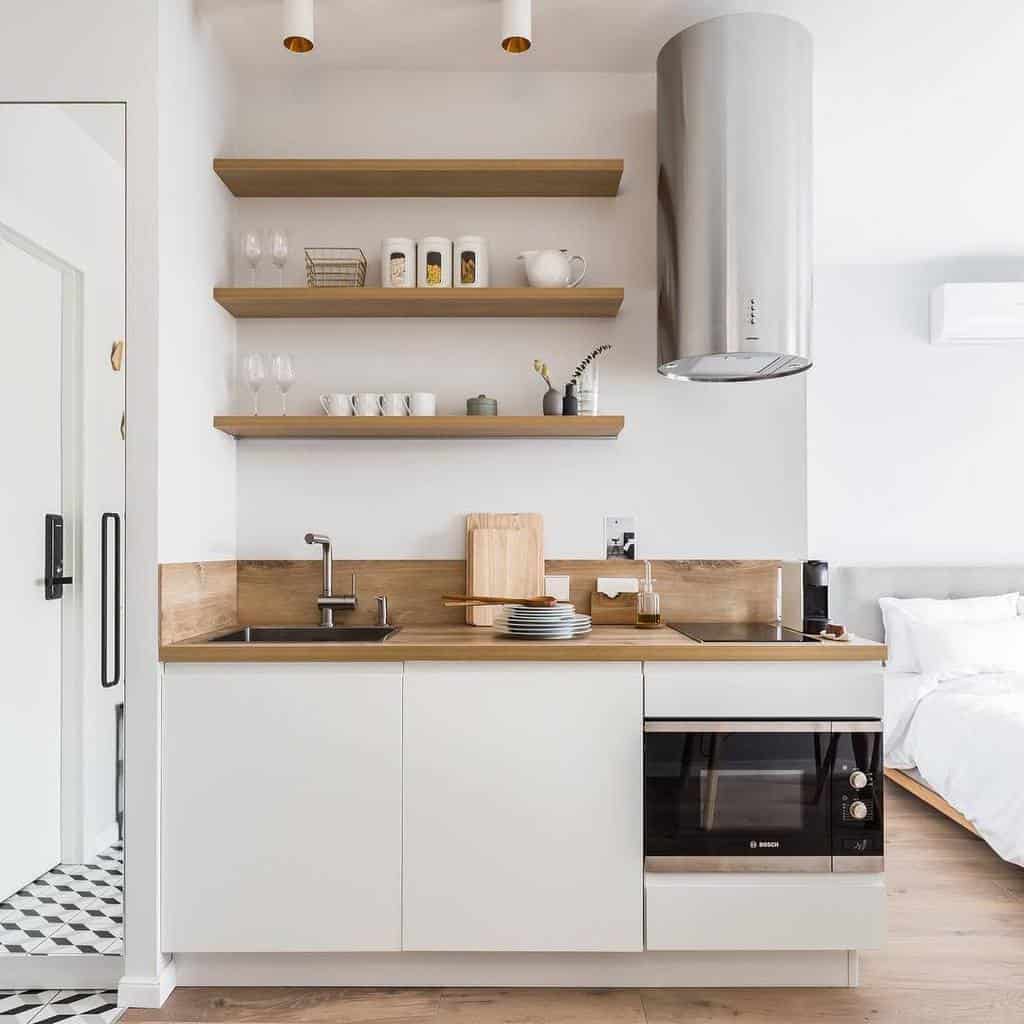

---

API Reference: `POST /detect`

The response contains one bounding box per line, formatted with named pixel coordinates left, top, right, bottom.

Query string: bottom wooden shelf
left=213, top=415, right=625, bottom=439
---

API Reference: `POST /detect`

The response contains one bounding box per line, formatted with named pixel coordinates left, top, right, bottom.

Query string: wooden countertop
left=161, top=625, right=886, bottom=664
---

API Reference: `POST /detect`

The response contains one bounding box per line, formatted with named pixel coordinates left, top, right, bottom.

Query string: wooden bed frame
left=885, top=768, right=978, bottom=836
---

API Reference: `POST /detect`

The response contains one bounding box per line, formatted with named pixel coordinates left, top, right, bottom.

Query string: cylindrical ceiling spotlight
left=501, top=0, right=532, bottom=53
left=283, top=0, right=315, bottom=53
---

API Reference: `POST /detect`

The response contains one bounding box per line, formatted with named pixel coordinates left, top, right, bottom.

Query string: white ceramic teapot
left=517, top=249, right=587, bottom=288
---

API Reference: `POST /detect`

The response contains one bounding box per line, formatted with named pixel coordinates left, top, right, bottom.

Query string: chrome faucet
left=304, top=532, right=357, bottom=627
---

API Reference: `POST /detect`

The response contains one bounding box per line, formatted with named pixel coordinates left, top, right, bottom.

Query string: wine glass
left=270, top=229, right=289, bottom=286
left=271, top=353, right=295, bottom=415
left=243, top=352, right=266, bottom=415
left=242, top=230, right=262, bottom=286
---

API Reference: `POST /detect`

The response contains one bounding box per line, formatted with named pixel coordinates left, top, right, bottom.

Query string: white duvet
left=885, top=669, right=1024, bottom=866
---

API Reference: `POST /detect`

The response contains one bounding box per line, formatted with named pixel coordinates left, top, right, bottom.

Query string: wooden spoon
left=442, top=593, right=558, bottom=608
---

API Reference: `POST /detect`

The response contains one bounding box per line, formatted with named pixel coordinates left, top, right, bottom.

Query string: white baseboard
left=0, top=954, right=122, bottom=990
left=118, top=959, right=177, bottom=1008
left=86, top=823, right=121, bottom=863
left=174, top=951, right=858, bottom=988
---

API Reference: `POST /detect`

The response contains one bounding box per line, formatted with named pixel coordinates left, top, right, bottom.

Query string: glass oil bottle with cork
left=636, top=560, right=662, bottom=628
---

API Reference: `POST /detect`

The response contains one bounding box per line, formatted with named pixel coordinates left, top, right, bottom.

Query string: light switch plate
left=604, top=515, right=636, bottom=560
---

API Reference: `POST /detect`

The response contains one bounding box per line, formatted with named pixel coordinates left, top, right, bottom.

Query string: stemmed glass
left=271, top=353, right=295, bottom=415
left=270, top=229, right=289, bottom=286
left=244, top=352, right=266, bottom=415
left=242, top=230, right=262, bottom=286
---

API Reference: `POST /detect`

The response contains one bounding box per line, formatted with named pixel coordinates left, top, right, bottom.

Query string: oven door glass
left=645, top=722, right=835, bottom=862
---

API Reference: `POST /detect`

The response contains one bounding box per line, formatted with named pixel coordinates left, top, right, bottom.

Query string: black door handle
left=101, top=512, right=121, bottom=688
left=44, top=513, right=72, bottom=600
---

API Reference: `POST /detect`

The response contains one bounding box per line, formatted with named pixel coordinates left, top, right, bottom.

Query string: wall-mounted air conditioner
left=930, top=283, right=1024, bottom=345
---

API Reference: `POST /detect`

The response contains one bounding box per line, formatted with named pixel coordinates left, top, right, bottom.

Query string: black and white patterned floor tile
left=0, top=989, right=58, bottom=1024
left=0, top=845, right=122, bottom=956
left=0, top=991, right=121, bottom=1024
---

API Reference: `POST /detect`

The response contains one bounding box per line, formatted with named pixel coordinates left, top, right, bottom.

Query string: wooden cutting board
left=465, top=513, right=544, bottom=625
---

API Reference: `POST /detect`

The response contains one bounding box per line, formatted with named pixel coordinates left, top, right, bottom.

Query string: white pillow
left=906, top=616, right=1024, bottom=680
left=879, top=593, right=1019, bottom=672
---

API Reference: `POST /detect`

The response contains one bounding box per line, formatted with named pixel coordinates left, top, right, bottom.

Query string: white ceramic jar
left=453, top=236, right=489, bottom=288
left=417, top=237, right=452, bottom=287
left=381, top=237, right=416, bottom=288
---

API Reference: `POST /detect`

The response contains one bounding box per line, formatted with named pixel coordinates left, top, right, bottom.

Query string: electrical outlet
left=604, top=515, right=636, bottom=560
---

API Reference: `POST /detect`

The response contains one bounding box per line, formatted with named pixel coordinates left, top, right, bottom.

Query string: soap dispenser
left=636, top=560, right=662, bottom=628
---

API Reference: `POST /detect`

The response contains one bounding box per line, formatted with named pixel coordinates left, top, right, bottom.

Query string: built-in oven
left=644, top=720, right=883, bottom=872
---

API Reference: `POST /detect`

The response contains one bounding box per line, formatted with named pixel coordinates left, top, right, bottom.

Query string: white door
left=403, top=661, right=644, bottom=952
left=0, top=235, right=62, bottom=899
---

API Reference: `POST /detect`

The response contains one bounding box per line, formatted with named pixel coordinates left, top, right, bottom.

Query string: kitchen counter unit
left=162, top=657, right=883, bottom=986
left=161, top=624, right=886, bottom=663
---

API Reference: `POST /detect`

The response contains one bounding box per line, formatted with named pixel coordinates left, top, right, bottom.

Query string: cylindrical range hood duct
left=657, top=13, right=813, bottom=382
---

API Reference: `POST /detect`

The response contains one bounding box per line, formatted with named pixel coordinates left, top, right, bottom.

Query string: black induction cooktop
left=669, top=622, right=819, bottom=643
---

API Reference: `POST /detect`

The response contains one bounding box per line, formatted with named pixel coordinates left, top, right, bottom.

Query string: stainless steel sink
left=208, top=626, right=398, bottom=643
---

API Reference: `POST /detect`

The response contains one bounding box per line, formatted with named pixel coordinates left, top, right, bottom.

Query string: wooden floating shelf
left=213, top=416, right=625, bottom=440
left=213, top=158, right=623, bottom=198
left=213, top=287, right=624, bottom=319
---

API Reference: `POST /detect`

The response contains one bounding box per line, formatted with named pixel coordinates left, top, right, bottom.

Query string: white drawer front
left=644, top=662, right=883, bottom=719
left=645, top=873, right=886, bottom=951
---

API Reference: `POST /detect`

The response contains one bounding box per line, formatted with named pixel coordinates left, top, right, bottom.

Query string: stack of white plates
left=493, top=603, right=592, bottom=640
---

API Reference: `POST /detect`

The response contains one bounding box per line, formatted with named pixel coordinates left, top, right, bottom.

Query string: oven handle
left=644, top=720, right=833, bottom=733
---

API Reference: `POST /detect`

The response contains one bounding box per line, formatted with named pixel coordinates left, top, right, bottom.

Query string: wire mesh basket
left=304, top=247, right=367, bottom=287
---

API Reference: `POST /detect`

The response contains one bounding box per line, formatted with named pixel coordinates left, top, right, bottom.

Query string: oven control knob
left=849, top=800, right=869, bottom=821
left=849, top=770, right=869, bottom=791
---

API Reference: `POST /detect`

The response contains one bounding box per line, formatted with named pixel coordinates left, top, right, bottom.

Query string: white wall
left=808, top=262, right=1024, bottom=564
left=225, top=71, right=807, bottom=560
left=158, top=2, right=237, bottom=564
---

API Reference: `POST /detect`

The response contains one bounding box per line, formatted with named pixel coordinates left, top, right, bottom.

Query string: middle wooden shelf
left=213, top=286, right=624, bottom=319
left=213, top=415, right=625, bottom=439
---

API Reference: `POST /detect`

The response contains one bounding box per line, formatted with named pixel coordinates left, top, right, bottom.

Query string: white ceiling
left=202, top=0, right=1024, bottom=263
left=201, top=0, right=1024, bottom=74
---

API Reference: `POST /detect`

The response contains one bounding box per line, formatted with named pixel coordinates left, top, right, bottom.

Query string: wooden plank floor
left=125, top=782, right=1024, bottom=1024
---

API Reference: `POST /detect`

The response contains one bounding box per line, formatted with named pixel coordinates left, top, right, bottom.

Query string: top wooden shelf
left=213, top=158, right=623, bottom=198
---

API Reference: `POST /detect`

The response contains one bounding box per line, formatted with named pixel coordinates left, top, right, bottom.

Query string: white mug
left=353, top=392, right=383, bottom=416
left=381, top=392, right=411, bottom=416
left=410, top=392, right=436, bottom=416
left=320, top=393, right=353, bottom=416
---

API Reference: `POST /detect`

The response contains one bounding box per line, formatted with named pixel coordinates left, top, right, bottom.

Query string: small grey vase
left=542, top=387, right=562, bottom=415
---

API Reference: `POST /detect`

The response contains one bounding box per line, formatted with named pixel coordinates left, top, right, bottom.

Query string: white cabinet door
left=162, top=662, right=402, bottom=951
left=403, top=661, right=643, bottom=952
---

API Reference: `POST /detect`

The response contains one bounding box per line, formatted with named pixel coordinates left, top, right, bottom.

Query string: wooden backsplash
left=160, top=561, right=238, bottom=644
left=233, top=559, right=781, bottom=630
left=237, top=559, right=467, bottom=628
left=161, top=559, right=782, bottom=643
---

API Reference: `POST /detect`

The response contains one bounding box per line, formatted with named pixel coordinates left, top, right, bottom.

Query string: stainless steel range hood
left=657, top=13, right=812, bottom=382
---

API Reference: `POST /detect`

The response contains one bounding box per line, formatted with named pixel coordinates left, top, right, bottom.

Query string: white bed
left=832, top=566, right=1024, bottom=866
left=885, top=667, right=1024, bottom=865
